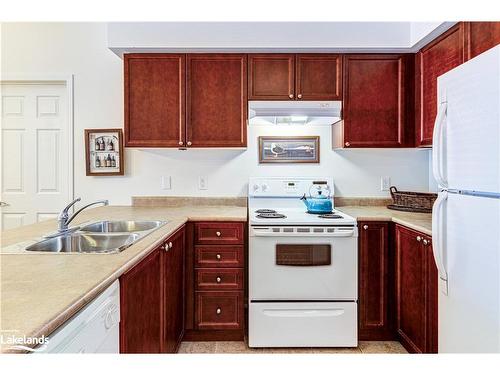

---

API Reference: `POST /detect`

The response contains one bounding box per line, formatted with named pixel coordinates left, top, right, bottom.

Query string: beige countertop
left=339, top=205, right=432, bottom=236
left=0, top=204, right=247, bottom=353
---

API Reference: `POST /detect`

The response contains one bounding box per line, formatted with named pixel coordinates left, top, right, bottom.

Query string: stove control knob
left=261, top=183, right=269, bottom=192
left=252, top=184, right=260, bottom=192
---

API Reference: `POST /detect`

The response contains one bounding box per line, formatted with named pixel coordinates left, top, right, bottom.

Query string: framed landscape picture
left=258, top=136, right=320, bottom=163
left=85, top=129, right=124, bottom=176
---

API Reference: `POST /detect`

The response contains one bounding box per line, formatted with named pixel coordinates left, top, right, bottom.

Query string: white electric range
left=248, top=177, right=358, bottom=348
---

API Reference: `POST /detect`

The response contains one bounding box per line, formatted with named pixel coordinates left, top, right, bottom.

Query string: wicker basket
left=387, top=186, right=437, bottom=213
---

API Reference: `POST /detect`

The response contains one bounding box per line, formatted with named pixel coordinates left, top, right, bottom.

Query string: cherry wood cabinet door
left=296, top=54, right=342, bottom=100
left=416, top=24, right=465, bottom=147
left=425, top=237, right=438, bottom=354
left=358, top=221, right=392, bottom=340
left=120, top=249, right=162, bottom=353
left=162, top=226, right=185, bottom=353
left=343, top=55, right=407, bottom=147
left=186, top=54, right=247, bottom=147
left=465, top=22, right=500, bottom=60
left=124, top=54, right=185, bottom=147
left=248, top=54, right=295, bottom=100
left=395, top=225, right=428, bottom=354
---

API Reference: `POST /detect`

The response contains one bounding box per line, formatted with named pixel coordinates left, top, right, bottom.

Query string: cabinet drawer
left=195, top=268, right=244, bottom=290
left=195, top=246, right=244, bottom=268
left=195, top=222, right=244, bottom=245
left=195, top=291, right=244, bottom=330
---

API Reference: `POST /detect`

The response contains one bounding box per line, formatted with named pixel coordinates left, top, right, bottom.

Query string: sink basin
left=25, top=233, right=140, bottom=253
left=79, top=220, right=166, bottom=233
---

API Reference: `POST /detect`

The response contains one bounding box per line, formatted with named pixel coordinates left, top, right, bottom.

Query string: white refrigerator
left=432, top=45, right=500, bottom=353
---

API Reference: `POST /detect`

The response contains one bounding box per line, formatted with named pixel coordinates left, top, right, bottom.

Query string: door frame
left=0, top=74, right=75, bottom=219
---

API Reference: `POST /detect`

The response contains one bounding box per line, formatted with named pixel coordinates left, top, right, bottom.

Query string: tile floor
left=178, top=341, right=408, bottom=354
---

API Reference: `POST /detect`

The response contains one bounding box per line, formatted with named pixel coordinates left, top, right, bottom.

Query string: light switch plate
left=198, top=176, right=208, bottom=190
left=381, top=176, right=391, bottom=191
left=161, top=176, right=171, bottom=190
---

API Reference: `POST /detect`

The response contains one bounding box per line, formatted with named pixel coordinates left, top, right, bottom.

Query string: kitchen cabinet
left=184, top=221, right=246, bottom=341
left=248, top=54, right=342, bottom=100
left=465, top=22, right=500, bottom=60
left=124, top=54, right=185, bottom=147
left=395, top=224, right=437, bottom=353
left=358, top=221, right=393, bottom=340
left=120, top=226, right=185, bottom=353
left=163, top=226, right=186, bottom=353
left=416, top=24, right=465, bottom=147
left=120, top=248, right=162, bottom=353
left=338, top=54, right=411, bottom=148
left=187, top=54, right=247, bottom=147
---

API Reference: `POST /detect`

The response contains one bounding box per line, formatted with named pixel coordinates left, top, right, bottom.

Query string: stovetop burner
left=255, top=209, right=277, bottom=214
left=256, top=213, right=287, bottom=219
left=318, top=213, right=344, bottom=219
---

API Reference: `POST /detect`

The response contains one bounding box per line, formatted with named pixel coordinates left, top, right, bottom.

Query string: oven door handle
left=262, top=308, right=346, bottom=318
left=251, top=228, right=356, bottom=237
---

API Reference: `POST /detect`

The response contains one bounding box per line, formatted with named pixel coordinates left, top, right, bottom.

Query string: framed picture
left=85, top=129, right=124, bottom=176
left=258, top=136, right=320, bottom=163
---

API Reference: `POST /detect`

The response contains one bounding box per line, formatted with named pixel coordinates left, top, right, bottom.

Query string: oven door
left=249, top=226, right=358, bottom=301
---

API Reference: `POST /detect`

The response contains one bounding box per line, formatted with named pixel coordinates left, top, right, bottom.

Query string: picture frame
left=258, top=136, right=320, bottom=163
left=85, top=128, right=124, bottom=176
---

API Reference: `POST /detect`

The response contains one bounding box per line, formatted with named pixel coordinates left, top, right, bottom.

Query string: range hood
left=248, top=101, right=342, bottom=125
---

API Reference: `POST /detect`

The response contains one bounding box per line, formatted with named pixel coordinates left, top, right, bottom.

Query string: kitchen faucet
left=49, top=198, right=109, bottom=237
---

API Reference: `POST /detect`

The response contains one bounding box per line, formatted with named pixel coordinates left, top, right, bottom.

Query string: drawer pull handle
left=216, top=276, right=222, bottom=283
left=216, top=254, right=222, bottom=260
left=216, top=308, right=222, bottom=315
left=216, top=231, right=221, bottom=237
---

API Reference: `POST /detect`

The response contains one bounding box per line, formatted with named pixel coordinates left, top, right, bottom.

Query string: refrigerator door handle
left=432, top=101, right=448, bottom=189
left=432, top=190, right=448, bottom=295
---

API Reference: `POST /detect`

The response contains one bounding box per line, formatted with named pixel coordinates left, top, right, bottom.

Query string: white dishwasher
left=39, top=280, right=120, bottom=353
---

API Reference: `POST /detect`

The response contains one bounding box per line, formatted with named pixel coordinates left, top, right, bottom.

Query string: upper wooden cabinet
left=125, top=53, right=247, bottom=148
left=416, top=24, right=465, bottom=147
left=248, top=54, right=295, bottom=100
left=465, top=22, right=500, bottom=60
left=248, top=54, right=342, bottom=100
left=341, top=54, right=410, bottom=148
left=124, top=54, right=185, bottom=147
left=187, top=54, right=247, bottom=147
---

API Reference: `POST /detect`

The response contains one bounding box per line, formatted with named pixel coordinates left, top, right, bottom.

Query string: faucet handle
left=61, top=197, right=81, bottom=214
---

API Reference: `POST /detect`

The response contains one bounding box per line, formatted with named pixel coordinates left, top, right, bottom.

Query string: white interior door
left=1, top=80, right=73, bottom=230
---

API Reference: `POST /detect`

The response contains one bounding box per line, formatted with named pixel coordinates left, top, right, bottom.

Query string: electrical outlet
left=381, top=176, right=391, bottom=191
left=198, top=176, right=208, bottom=190
left=160, top=176, right=171, bottom=190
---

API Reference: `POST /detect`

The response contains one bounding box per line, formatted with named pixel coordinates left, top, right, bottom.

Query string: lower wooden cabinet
left=395, top=224, right=437, bottom=353
left=358, top=221, right=393, bottom=340
left=119, top=248, right=162, bottom=353
left=120, top=226, right=185, bottom=353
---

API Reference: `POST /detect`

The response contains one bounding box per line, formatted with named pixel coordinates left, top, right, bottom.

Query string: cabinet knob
left=216, top=308, right=222, bottom=315
left=161, top=244, right=168, bottom=251
left=216, top=276, right=222, bottom=283
left=423, top=239, right=429, bottom=246
left=289, top=94, right=294, bottom=99
left=345, top=142, right=350, bottom=147
left=168, top=242, right=173, bottom=249
left=216, top=231, right=221, bottom=237
left=363, top=225, right=368, bottom=230
left=297, top=94, right=302, bottom=99
left=178, top=141, right=183, bottom=146
left=416, top=236, right=422, bottom=242
left=216, top=254, right=222, bottom=260
left=187, top=141, right=192, bottom=146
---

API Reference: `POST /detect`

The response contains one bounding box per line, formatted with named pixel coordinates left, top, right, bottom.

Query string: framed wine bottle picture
left=85, top=129, right=124, bottom=176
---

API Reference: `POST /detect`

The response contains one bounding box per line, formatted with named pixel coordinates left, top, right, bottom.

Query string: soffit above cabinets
left=107, top=22, right=456, bottom=57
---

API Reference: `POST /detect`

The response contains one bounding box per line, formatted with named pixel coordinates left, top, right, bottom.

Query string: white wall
left=1, top=22, right=430, bottom=205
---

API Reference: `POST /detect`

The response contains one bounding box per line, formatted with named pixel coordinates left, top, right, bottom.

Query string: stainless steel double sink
left=25, top=220, right=167, bottom=254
